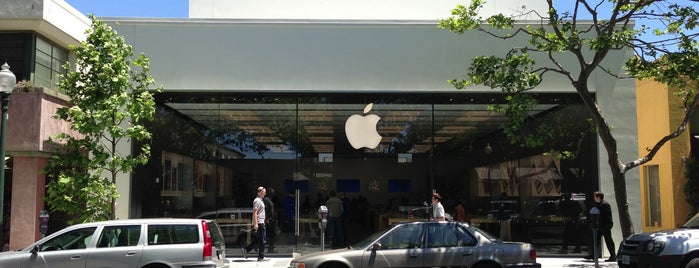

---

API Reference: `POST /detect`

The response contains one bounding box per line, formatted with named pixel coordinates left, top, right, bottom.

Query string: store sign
left=345, top=103, right=382, bottom=149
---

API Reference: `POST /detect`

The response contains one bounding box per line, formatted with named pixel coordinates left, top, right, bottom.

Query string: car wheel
left=319, top=262, right=348, bottom=268
left=473, top=262, right=500, bottom=268
left=686, top=258, right=699, bottom=268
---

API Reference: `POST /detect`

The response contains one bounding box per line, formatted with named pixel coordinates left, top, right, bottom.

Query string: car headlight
left=644, top=238, right=666, bottom=253
left=290, top=261, right=306, bottom=268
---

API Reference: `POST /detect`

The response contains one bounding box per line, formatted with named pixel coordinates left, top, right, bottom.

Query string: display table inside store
left=297, top=217, right=320, bottom=242
left=470, top=217, right=498, bottom=226
left=469, top=216, right=501, bottom=237
left=375, top=213, right=416, bottom=230
left=515, top=215, right=582, bottom=244
left=387, top=217, right=421, bottom=226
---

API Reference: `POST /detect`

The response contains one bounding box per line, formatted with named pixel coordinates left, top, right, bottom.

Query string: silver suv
left=0, top=218, right=229, bottom=268
left=617, top=212, right=699, bottom=268
left=196, top=208, right=254, bottom=246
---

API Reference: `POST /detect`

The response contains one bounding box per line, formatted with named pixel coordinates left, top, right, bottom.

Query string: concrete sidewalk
left=228, top=256, right=620, bottom=268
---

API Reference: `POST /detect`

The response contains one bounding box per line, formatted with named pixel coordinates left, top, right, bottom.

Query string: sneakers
left=240, top=248, right=247, bottom=259
left=257, top=257, right=269, bottom=261
left=605, top=257, right=617, bottom=262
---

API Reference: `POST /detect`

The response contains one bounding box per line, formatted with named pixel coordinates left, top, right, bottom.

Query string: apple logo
left=345, top=103, right=382, bottom=149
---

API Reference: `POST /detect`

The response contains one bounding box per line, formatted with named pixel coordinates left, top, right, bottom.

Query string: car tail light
left=201, top=220, right=213, bottom=261
left=530, top=249, right=537, bottom=261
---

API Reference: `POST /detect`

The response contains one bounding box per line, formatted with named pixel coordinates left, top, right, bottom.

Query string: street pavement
left=227, top=255, right=620, bottom=268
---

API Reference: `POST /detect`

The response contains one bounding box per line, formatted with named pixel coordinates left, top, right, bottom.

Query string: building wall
left=0, top=0, right=644, bottom=248
left=107, top=18, right=640, bottom=245
left=595, top=47, right=641, bottom=247
left=0, top=0, right=89, bottom=47
left=5, top=88, right=78, bottom=249
left=188, top=0, right=549, bottom=20
left=636, top=79, right=691, bottom=232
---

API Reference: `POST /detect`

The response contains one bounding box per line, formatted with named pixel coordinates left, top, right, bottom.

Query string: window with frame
left=147, top=224, right=199, bottom=245
left=97, top=225, right=141, bottom=248
left=40, top=227, right=96, bottom=251
left=426, top=223, right=476, bottom=248
left=455, top=225, right=477, bottom=246
left=644, top=165, right=662, bottom=227
left=34, top=36, right=67, bottom=89
left=378, top=224, right=423, bottom=249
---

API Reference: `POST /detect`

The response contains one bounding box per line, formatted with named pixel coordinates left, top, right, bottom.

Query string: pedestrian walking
left=242, top=186, right=268, bottom=261
left=263, top=187, right=276, bottom=252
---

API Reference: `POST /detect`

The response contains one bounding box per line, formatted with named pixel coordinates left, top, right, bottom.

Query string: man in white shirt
left=243, top=187, right=267, bottom=261
left=431, top=193, right=445, bottom=221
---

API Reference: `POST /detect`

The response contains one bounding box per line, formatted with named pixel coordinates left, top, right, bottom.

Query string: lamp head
left=484, top=143, right=493, bottom=155
left=0, top=63, right=16, bottom=94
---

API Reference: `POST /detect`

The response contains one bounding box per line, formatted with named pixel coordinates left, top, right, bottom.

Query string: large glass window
left=134, top=92, right=598, bottom=249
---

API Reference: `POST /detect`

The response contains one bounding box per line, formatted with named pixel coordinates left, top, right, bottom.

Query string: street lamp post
left=0, top=63, right=16, bottom=250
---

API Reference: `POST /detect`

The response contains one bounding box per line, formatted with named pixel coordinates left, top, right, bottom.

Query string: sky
left=64, top=0, right=695, bottom=21
left=65, top=0, right=188, bottom=18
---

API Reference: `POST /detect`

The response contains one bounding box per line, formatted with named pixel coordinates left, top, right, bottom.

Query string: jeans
left=245, top=223, right=266, bottom=259
left=328, top=217, right=343, bottom=247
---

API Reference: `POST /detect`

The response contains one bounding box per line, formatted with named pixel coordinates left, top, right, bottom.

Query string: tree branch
left=625, top=91, right=699, bottom=171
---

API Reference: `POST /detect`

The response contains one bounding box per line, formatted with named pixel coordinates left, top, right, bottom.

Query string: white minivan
left=0, top=218, right=229, bottom=268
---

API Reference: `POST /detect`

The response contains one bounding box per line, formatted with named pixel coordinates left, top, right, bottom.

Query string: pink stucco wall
left=6, top=88, right=77, bottom=154
left=3, top=88, right=77, bottom=250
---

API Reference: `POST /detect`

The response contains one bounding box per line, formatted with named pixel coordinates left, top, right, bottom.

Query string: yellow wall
left=636, top=79, right=691, bottom=232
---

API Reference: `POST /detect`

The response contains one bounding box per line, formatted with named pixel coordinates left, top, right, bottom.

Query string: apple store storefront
left=131, top=91, right=599, bottom=247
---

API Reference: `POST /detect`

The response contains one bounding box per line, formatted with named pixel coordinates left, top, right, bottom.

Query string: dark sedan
left=289, top=221, right=541, bottom=268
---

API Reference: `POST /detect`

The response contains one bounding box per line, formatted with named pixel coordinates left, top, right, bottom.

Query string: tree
left=439, top=0, right=699, bottom=239
left=44, top=15, right=160, bottom=223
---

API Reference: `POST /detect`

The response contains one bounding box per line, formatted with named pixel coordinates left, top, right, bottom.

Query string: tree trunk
left=575, top=82, right=635, bottom=239
left=610, top=163, right=634, bottom=239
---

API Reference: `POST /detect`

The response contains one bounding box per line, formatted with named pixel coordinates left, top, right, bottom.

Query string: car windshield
left=682, top=212, right=699, bottom=228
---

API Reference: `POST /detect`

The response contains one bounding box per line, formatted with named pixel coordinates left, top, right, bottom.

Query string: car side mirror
left=372, top=242, right=382, bottom=251
left=30, top=245, right=39, bottom=254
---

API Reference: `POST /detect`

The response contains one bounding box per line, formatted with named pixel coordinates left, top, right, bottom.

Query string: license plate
left=622, top=255, right=630, bottom=265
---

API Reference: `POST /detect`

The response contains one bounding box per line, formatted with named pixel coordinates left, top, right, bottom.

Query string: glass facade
left=133, top=91, right=599, bottom=248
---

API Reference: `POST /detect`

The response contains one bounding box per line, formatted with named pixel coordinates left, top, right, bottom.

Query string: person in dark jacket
left=263, top=187, right=276, bottom=252
left=586, top=191, right=616, bottom=262
left=282, top=189, right=296, bottom=244
left=558, top=193, right=582, bottom=253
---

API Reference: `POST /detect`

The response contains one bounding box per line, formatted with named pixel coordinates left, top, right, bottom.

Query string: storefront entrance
left=132, top=91, right=598, bottom=251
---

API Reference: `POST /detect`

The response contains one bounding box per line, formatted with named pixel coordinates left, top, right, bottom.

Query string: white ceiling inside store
left=166, top=102, right=558, bottom=155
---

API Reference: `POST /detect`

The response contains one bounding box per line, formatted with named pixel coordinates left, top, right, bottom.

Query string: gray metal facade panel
left=107, top=20, right=630, bottom=93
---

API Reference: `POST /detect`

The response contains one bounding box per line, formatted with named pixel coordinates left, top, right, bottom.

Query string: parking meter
left=589, top=207, right=600, bottom=267
left=317, top=206, right=328, bottom=228
left=589, top=207, right=600, bottom=231
left=39, top=210, right=49, bottom=237
left=317, top=206, right=328, bottom=251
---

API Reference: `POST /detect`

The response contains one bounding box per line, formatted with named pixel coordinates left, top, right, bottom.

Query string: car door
left=26, top=227, right=97, bottom=268
left=85, top=224, right=144, bottom=268
left=423, top=222, right=478, bottom=267
left=361, top=223, right=424, bottom=267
